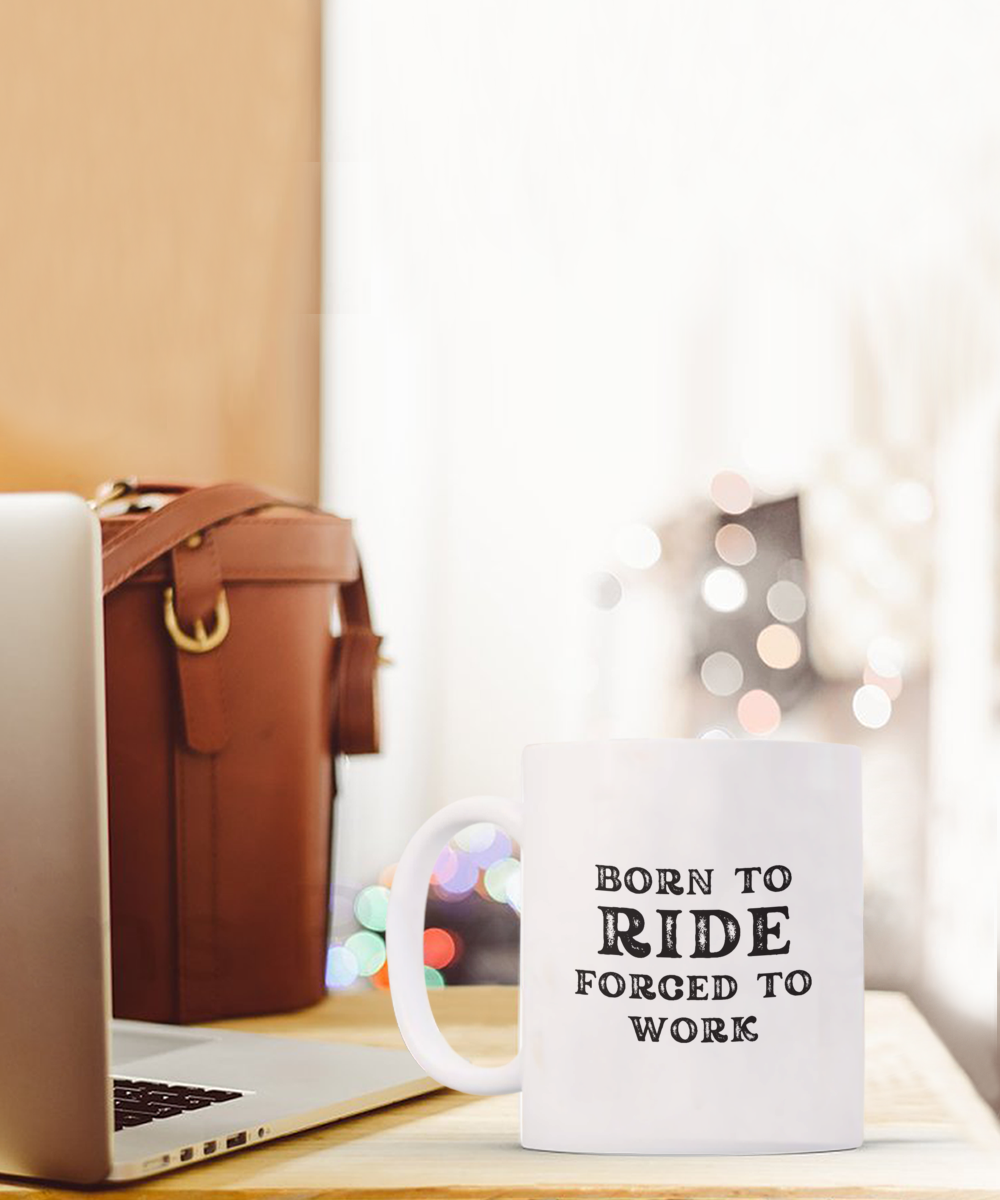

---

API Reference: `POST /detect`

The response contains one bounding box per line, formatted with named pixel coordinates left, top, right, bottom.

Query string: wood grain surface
left=3, top=987, right=998, bottom=1198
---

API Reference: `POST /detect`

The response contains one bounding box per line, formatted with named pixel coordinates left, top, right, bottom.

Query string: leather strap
left=331, top=569, right=382, bottom=756
left=170, top=530, right=229, bottom=754
left=100, top=515, right=358, bottom=585
left=102, top=482, right=300, bottom=596
left=98, top=481, right=382, bottom=758
left=102, top=485, right=299, bottom=757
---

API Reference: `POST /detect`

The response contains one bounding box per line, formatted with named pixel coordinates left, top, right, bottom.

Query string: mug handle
left=386, top=794, right=524, bottom=1094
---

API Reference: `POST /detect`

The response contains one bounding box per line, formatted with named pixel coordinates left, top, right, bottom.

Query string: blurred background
left=0, top=0, right=996, bottom=1110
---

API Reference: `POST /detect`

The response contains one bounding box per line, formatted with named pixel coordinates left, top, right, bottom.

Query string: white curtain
left=322, top=0, right=999, bottom=1098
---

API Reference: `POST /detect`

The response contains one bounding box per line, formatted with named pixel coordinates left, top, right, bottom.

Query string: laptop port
left=203, top=1140, right=217, bottom=1155
left=179, top=1147, right=194, bottom=1163
left=226, top=1132, right=247, bottom=1149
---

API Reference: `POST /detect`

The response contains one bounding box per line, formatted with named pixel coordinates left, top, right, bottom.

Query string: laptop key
left=144, top=1091, right=213, bottom=1109
left=117, top=1101, right=185, bottom=1118
left=111, top=1077, right=246, bottom=1132
left=114, top=1112, right=155, bottom=1129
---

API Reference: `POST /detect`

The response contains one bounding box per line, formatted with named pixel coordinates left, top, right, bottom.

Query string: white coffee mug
left=387, top=739, right=863, bottom=1154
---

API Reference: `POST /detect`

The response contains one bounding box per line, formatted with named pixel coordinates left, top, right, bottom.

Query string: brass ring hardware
left=163, top=586, right=230, bottom=654
left=88, top=477, right=139, bottom=511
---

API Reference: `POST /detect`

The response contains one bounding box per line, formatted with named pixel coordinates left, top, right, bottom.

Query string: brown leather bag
left=97, top=480, right=381, bottom=1023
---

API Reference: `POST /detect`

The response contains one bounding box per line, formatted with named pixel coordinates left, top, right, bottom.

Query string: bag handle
left=100, top=481, right=299, bottom=596
left=96, top=480, right=383, bottom=756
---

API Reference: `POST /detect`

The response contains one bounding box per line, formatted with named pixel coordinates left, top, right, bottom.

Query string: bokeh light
left=863, top=664, right=903, bottom=700
left=423, top=927, right=457, bottom=969
left=715, top=523, right=757, bottom=566
left=345, top=930, right=387, bottom=977
left=505, top=868, right=522, bottom=912
left=431, top=845, right=459, bottom=886
left=866, top=636, right=904, bottom=678
left=701, top=567, right=748, bottom=613
left=709, top=470, right=753, bottom=515
left=700, top=728, right=732, bottom=740
left=437, top=853, right=479, bottom=897
left=326, top=944, right=359, bottom=989
left=766, top=580, right=807, bottom=623
left=700, top=651, right=744, bottom=696
left=354, top=884, right=390, bottom=932
left=484, top=857, right=521, bottom=906
left=468, top=827, right=513, bottom=870
left=339, top=821, right=525, bottom=993
left=853, top=684, right=892, bottom=729
left=614, top=523, right=662, bottom=570
left=756, top=624, right=802, bottom=669
left=455, top=823, right=496, bottom=853
left=737, top=689, right=782, bottom=735
left=586, top=570, right=623, bottom=610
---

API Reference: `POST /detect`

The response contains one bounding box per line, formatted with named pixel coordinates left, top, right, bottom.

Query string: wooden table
left=5, top=987, right=999, bottom=1198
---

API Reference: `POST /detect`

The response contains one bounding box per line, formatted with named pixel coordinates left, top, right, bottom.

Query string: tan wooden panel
left=0, top=0, right=320, bottom=501
left=3, top=987, right=998, bottom=1198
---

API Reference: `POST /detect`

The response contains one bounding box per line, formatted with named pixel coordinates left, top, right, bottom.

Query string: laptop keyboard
left=113, top=1076, right=244, bottom=1132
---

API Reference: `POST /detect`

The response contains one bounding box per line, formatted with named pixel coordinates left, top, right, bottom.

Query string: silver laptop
left=0, top=492, right=433, bottom=1184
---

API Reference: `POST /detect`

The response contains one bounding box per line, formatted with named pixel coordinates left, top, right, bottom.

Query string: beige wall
left=0, top=0, right=321, bottom=500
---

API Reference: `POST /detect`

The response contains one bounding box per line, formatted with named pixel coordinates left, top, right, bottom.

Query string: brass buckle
left=163, top=586, right=230, bottom=654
